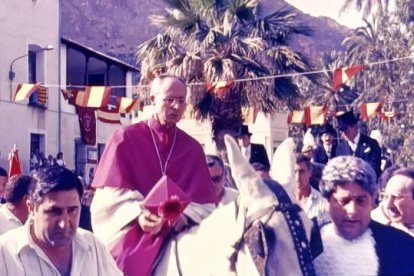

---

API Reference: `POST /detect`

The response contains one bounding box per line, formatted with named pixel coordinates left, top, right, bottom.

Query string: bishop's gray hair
left=320, top=156, right=378, bottom=199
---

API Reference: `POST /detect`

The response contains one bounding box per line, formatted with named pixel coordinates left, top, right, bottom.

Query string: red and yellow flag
left=207, top=79, right=234, bottom=98
left=81, top=86, right=111, bottom=108
left=360, top=102, right=383, bottom=120
left=287, top=110, right=305, bottom=124
left=14, top=83, right=41, bottom=101
left=116, top=97, right=138, bottom=114
left=241, top=106, right=259, bottom=124
left=37, top=86, right=48, bottom=105
left=304, top=106, right=327, bottom=125
left=97, top=106, right=121, bottom=124
left=333, top=65, right=365, bottom=90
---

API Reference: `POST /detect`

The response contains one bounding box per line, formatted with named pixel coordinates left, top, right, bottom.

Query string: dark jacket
left=370, top=221, right=414, bottom=275
left=336, top=134, right=381, bottom=177
left=313, top=144, right=337, bottom=165
left=249, top=143, right=270, bottom=169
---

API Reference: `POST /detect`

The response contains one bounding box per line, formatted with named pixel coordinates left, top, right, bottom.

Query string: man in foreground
left=91, top=74, right=217, bottom=275
left=0, top=166, right=121, bottom=275
left=315, top=156, right=414, bottom=275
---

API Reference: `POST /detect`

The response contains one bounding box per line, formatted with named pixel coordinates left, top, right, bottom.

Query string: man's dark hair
left=296, top=154, right=312, bottom=170
left=251, top=162, right=270, bottom=172
left=0, top=166, right=7, bottom=177
left=5, top=175, right=32, bottom=204
left=29, top=166, right=83, bottom=206
left=206, top=154, right=224, bottom=171
left=391, top=168, right=414, bottom=199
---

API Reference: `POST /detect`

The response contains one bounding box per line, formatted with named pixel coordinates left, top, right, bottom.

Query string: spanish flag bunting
left=380, top=111, right=399, bottom=120
left=360, top=102, right=383, bottom=120
left=14, top=83, right=41, bottom=101
left=97, top=106, right=121, bottom=124
left=68, top=91, right=86, bottom=106
left=287, top=110, right=305, bottom=124
left=8, top=144, right=22, bottom=177
left=116, top=97, right=138, bottom=114
left=304, top=106, right=327, bottom=125
left=241, top=106, right=259, bottom=124
left=81, top=86, right=111, bottom=108
left=333, top=65, right=365, bottom=91
left=207, top=79, right=234, bottom=98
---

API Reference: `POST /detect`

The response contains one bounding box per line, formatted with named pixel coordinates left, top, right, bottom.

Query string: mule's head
left=225, top=135, right=315, bottom=275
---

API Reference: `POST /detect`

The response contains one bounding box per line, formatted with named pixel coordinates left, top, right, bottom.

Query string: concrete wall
left=0, top=0, right=59, bottom=172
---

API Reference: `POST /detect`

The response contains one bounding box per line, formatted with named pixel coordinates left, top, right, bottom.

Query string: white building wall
left=0, top=0, right=59, bottom=173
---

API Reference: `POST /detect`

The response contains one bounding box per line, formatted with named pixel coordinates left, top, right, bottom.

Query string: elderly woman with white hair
left=315, top=156, right=414, bottom=276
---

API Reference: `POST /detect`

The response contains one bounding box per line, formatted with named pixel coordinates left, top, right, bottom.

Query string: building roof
left=61, top=37, right=139, bottom=72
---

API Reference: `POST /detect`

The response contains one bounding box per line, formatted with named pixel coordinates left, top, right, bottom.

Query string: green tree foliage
left=135, top=0, right=316, bottom=141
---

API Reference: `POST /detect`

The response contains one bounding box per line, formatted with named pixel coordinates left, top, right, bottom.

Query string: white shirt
left=241, top=145, right=251, bottom=160
left=219, top=187, right=238, bottom=206
left=315, top=223, right=379, bottom=276
left=347, top=132, right=361, bottom=153
left=303, top=187, right=330, bottom=226
left=0, top=204, right=23, bottom=235
left=0, top=223, right=122, bottom=276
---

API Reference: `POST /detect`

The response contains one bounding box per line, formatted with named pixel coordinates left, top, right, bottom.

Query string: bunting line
left=4, top=55, right=413, bottom=89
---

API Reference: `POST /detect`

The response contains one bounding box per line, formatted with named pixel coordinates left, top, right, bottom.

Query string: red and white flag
left=80, top=86, right=111, bottom=108
left=116, top=97, right=138, bottom=114
left=97, top=106, right=121, bottom=124
left=333, top=65, right=365, bottom=90
left=287, top=110, right=305, bottom=124
left=207, top=79, right=234, bottom=98
left=14, top=83, right=41, bottom=101
left=304, top=106, right=327, bottom=125
left=360, top=102, right=383, bottom=120
left=8, top=145, right=22, bottom=177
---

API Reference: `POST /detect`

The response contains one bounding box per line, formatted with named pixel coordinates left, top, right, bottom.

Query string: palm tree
left=136, top=0, right=316, bottom=149
left=340, top=0, right=390, bottom=18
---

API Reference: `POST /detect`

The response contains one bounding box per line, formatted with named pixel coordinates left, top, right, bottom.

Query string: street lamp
left=8, top=44, right=54, bottom=81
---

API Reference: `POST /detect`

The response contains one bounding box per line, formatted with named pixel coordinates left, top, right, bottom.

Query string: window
left=28, top=49, right=48, bottom=107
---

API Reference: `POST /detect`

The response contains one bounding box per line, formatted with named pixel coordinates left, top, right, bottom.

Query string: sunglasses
left=211, top=175, right=222, bottom=184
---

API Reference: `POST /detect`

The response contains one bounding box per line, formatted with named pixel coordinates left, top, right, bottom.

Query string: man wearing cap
left=314, top=124, right=337, bottom=165
left=336, top=111, right=381, bottom=177
left=236, top=125, right=270, bottom=169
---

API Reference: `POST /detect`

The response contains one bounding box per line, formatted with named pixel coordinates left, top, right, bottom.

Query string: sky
left=285, top=0, right=364, bottom=28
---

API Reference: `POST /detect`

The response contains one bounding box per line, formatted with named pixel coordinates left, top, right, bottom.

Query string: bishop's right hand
left=138, top=209, right=164, bottom=235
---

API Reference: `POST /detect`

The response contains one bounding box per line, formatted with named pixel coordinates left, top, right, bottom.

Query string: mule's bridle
left=229, top=180, right=317, bottom=276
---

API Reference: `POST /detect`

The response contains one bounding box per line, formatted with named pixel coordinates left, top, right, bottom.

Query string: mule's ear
left=270, top=138, right=296, bottom=197
left=224, top=135, right=269, bottom=199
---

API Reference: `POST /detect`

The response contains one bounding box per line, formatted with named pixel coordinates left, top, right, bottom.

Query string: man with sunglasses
left=336, top=111, right=381, bottom=177
left=205, top=155, right=238, bottom=206
left=315, top=156, right=414, bottom=275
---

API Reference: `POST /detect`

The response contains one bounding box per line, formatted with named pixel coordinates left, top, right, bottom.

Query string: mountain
left=61, top=0, right=352, bottom=66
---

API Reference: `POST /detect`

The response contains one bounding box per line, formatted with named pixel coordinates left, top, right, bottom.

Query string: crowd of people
left=0, top=74, right=413, bottom=275
left=29, top=150, right=66, bottom=173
